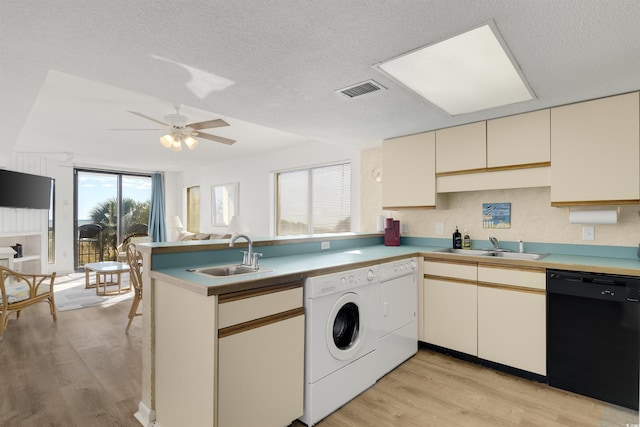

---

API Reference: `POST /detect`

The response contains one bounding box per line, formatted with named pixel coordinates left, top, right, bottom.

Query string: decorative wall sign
left=483, top=202, right=511, bottom=229
left=212, top=182, right=239, bottom=226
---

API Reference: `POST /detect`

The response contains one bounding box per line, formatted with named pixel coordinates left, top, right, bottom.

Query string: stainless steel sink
left=436, top=248, right=494, bottom=256
left=434, top=248, right=547, bottom=260
left=188, top=264, right=273, bottom=277
left=491, top=251, right=547, bottom=260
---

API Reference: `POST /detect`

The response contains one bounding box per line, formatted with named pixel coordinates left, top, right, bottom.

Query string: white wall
left=179, top=141, right=360, bottom=237
left=0, top=153, right=76, bottom=274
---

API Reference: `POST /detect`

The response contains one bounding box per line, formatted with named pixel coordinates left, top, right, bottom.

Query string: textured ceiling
left=1, top=1, right=639, bottom=172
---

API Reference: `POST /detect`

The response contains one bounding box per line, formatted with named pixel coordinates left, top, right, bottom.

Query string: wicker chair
left=0, top=266, right=57, bottom=339
left=116, top=233, right=150, bottom=263
left=125, top=243, right=143, bottom=332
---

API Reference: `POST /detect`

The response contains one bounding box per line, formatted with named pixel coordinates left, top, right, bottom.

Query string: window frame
left=274, top=161, right=351, bottom=236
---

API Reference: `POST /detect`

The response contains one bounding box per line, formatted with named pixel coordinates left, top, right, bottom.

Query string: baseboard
left=134, top=401, right=156, bottom=426
left=419, top=341, right=547, bottom=384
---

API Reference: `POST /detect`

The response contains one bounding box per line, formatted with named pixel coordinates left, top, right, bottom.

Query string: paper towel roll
left=569, top=210, right=617, bottom=224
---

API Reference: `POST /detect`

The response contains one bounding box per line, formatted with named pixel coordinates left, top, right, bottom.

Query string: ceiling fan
left=123, top=105, right=236, bottom=151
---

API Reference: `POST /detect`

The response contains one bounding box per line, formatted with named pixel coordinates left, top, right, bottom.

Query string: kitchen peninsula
left=135, top=233, right=640, bottom=427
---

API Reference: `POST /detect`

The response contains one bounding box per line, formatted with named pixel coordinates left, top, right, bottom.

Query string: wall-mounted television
left=0, top=169, right=53, bottom=209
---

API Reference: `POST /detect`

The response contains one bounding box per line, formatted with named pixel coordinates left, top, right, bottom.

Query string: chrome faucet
left=229, top=234, right=261, bottom=269
left=488, top=236, right=500, bottom=250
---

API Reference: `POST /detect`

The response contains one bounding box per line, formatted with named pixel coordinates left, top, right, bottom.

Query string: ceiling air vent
left=336, top=80, right=386, bottom=99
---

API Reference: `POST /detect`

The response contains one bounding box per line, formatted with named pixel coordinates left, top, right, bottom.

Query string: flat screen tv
left=0, top=169, right=53, bottom=209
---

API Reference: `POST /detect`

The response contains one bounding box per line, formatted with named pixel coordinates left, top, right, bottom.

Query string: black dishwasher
left=547, top=269, right=639, bottom=410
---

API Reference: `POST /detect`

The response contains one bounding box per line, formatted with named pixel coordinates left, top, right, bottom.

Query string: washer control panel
left=305, top=265, right=379, bottom=299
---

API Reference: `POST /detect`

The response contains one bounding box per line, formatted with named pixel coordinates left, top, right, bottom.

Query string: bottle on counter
left=453, top=226, right=462, bottom=249
left=463, top=229, right=471, bottom=249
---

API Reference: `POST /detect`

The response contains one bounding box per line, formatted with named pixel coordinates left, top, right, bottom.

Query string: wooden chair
left=117, top=233, right=149, bottom=263
left=0, top=266, right=57, bottom=339
left=125, top=243, right=143, bottom=332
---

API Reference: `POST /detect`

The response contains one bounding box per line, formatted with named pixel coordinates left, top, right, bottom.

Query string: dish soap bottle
left=463, top=229, right=471, bottom=249
left=453, top=226, right=462, bottom=249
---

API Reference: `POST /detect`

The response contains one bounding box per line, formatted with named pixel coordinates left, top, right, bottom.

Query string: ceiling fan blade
left=188, top=118, right=229, bottom=130
left=108, top=128, right=165, bottom=131
left=127, top=111, right=169, bottom=126
left=196, top=132, right=236, bottom=145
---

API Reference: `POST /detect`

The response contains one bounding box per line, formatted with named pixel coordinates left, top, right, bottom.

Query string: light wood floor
left=0, top=301, right=142, bottom=427
left=1, top=302, right=637, bottom=427
left=292, top=351, right=638, bottom=427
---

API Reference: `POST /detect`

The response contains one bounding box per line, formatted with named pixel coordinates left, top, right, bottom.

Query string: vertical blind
left=277, top=163, right=351, bottom=235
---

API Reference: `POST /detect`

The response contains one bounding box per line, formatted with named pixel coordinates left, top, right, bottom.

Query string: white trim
left=134, top=401, right=156, bottom=426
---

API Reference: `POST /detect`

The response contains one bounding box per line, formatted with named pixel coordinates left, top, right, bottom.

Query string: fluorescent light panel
left=377, top=24, right=534, bottom=115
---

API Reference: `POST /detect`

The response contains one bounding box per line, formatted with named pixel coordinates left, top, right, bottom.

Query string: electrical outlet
left=582, top=226, right=595, bottom=241
left=435, top=222, right=445, bottom=235
left=401, top=223, right=408, bottom=234
left=321, top=241, right=330, bottom=250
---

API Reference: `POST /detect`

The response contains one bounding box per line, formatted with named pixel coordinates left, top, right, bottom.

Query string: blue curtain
left=149, top=173, right=167, bottom=242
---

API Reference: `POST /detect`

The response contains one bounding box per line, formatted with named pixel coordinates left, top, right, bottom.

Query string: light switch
left=435, top=222, right=445, bottom=235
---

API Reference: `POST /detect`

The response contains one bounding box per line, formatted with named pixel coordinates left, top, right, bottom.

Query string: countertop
left=150, top=244, right=640, bottom=296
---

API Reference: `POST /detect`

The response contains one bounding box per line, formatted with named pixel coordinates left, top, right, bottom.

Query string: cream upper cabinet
left=436, top=121, right=486, bottom=175
left=487, top=109, right=551, bottom=170
left=382, top=131, right=436, bottom=209
left=477, top=265, right=546, bottom=375
left=550, top=91, right=640, bottom=206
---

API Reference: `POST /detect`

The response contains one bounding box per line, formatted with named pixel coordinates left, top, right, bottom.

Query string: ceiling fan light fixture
left=170, top=140, right=182, bottom=151
left=183, top=135, right=199, bottom=150
left=159, top=133, right=175, bottom=149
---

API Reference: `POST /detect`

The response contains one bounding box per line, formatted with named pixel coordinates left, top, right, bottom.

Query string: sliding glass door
left=74, top=169, right=151, bottom=270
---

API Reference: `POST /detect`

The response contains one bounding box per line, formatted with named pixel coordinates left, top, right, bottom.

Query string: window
left=74, top=169, right=151, bottom=269
left=186, top=186, right=200, bottom=233
left=276, top=163, right=351, bottom=235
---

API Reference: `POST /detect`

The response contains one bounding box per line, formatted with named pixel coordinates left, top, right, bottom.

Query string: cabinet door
left=423, top=278, right=477, bottom=356
left=382, top=131, right=436, bottom=209
left=477, top=265, right=546, bottom=375
left=477, top=286, right=546, bottom=375
left=487, top=109, right=550, bottom=169
left=550, top=91, right=640, bottom=205
left=436, top=121, right=486, bottom=175
left=218, top=314, right=305, bottom=427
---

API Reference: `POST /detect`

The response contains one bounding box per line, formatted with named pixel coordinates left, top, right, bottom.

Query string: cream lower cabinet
left=477, top=265, right=546, bottom=375
left=423, top=259, right=546, bottom=375
left=424, top=259, right=478, bottom=356
left=218, top=283, right=305, bottom=427
left=153, top=280, right=304, bottom=427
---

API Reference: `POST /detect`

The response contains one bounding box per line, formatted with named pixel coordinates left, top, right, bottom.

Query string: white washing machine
left=376, top=257, right=419, bottom=379
left=300, top=265, right=379, bottom=426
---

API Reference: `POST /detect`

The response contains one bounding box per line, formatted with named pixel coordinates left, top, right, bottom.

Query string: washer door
left=326, top=292, right=367, bottom=361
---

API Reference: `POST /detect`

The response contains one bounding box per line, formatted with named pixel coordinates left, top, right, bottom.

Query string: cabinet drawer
left=424, top=260, right=477, bottom=282
left=478, top=265, right=545, bottom=290
left=219, top=285, right=302, bottom=329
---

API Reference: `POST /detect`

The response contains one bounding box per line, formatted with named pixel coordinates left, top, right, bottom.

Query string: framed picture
left=212, top=183, right=238, bottom=226
left=482, top=202, right=511, bottom=229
